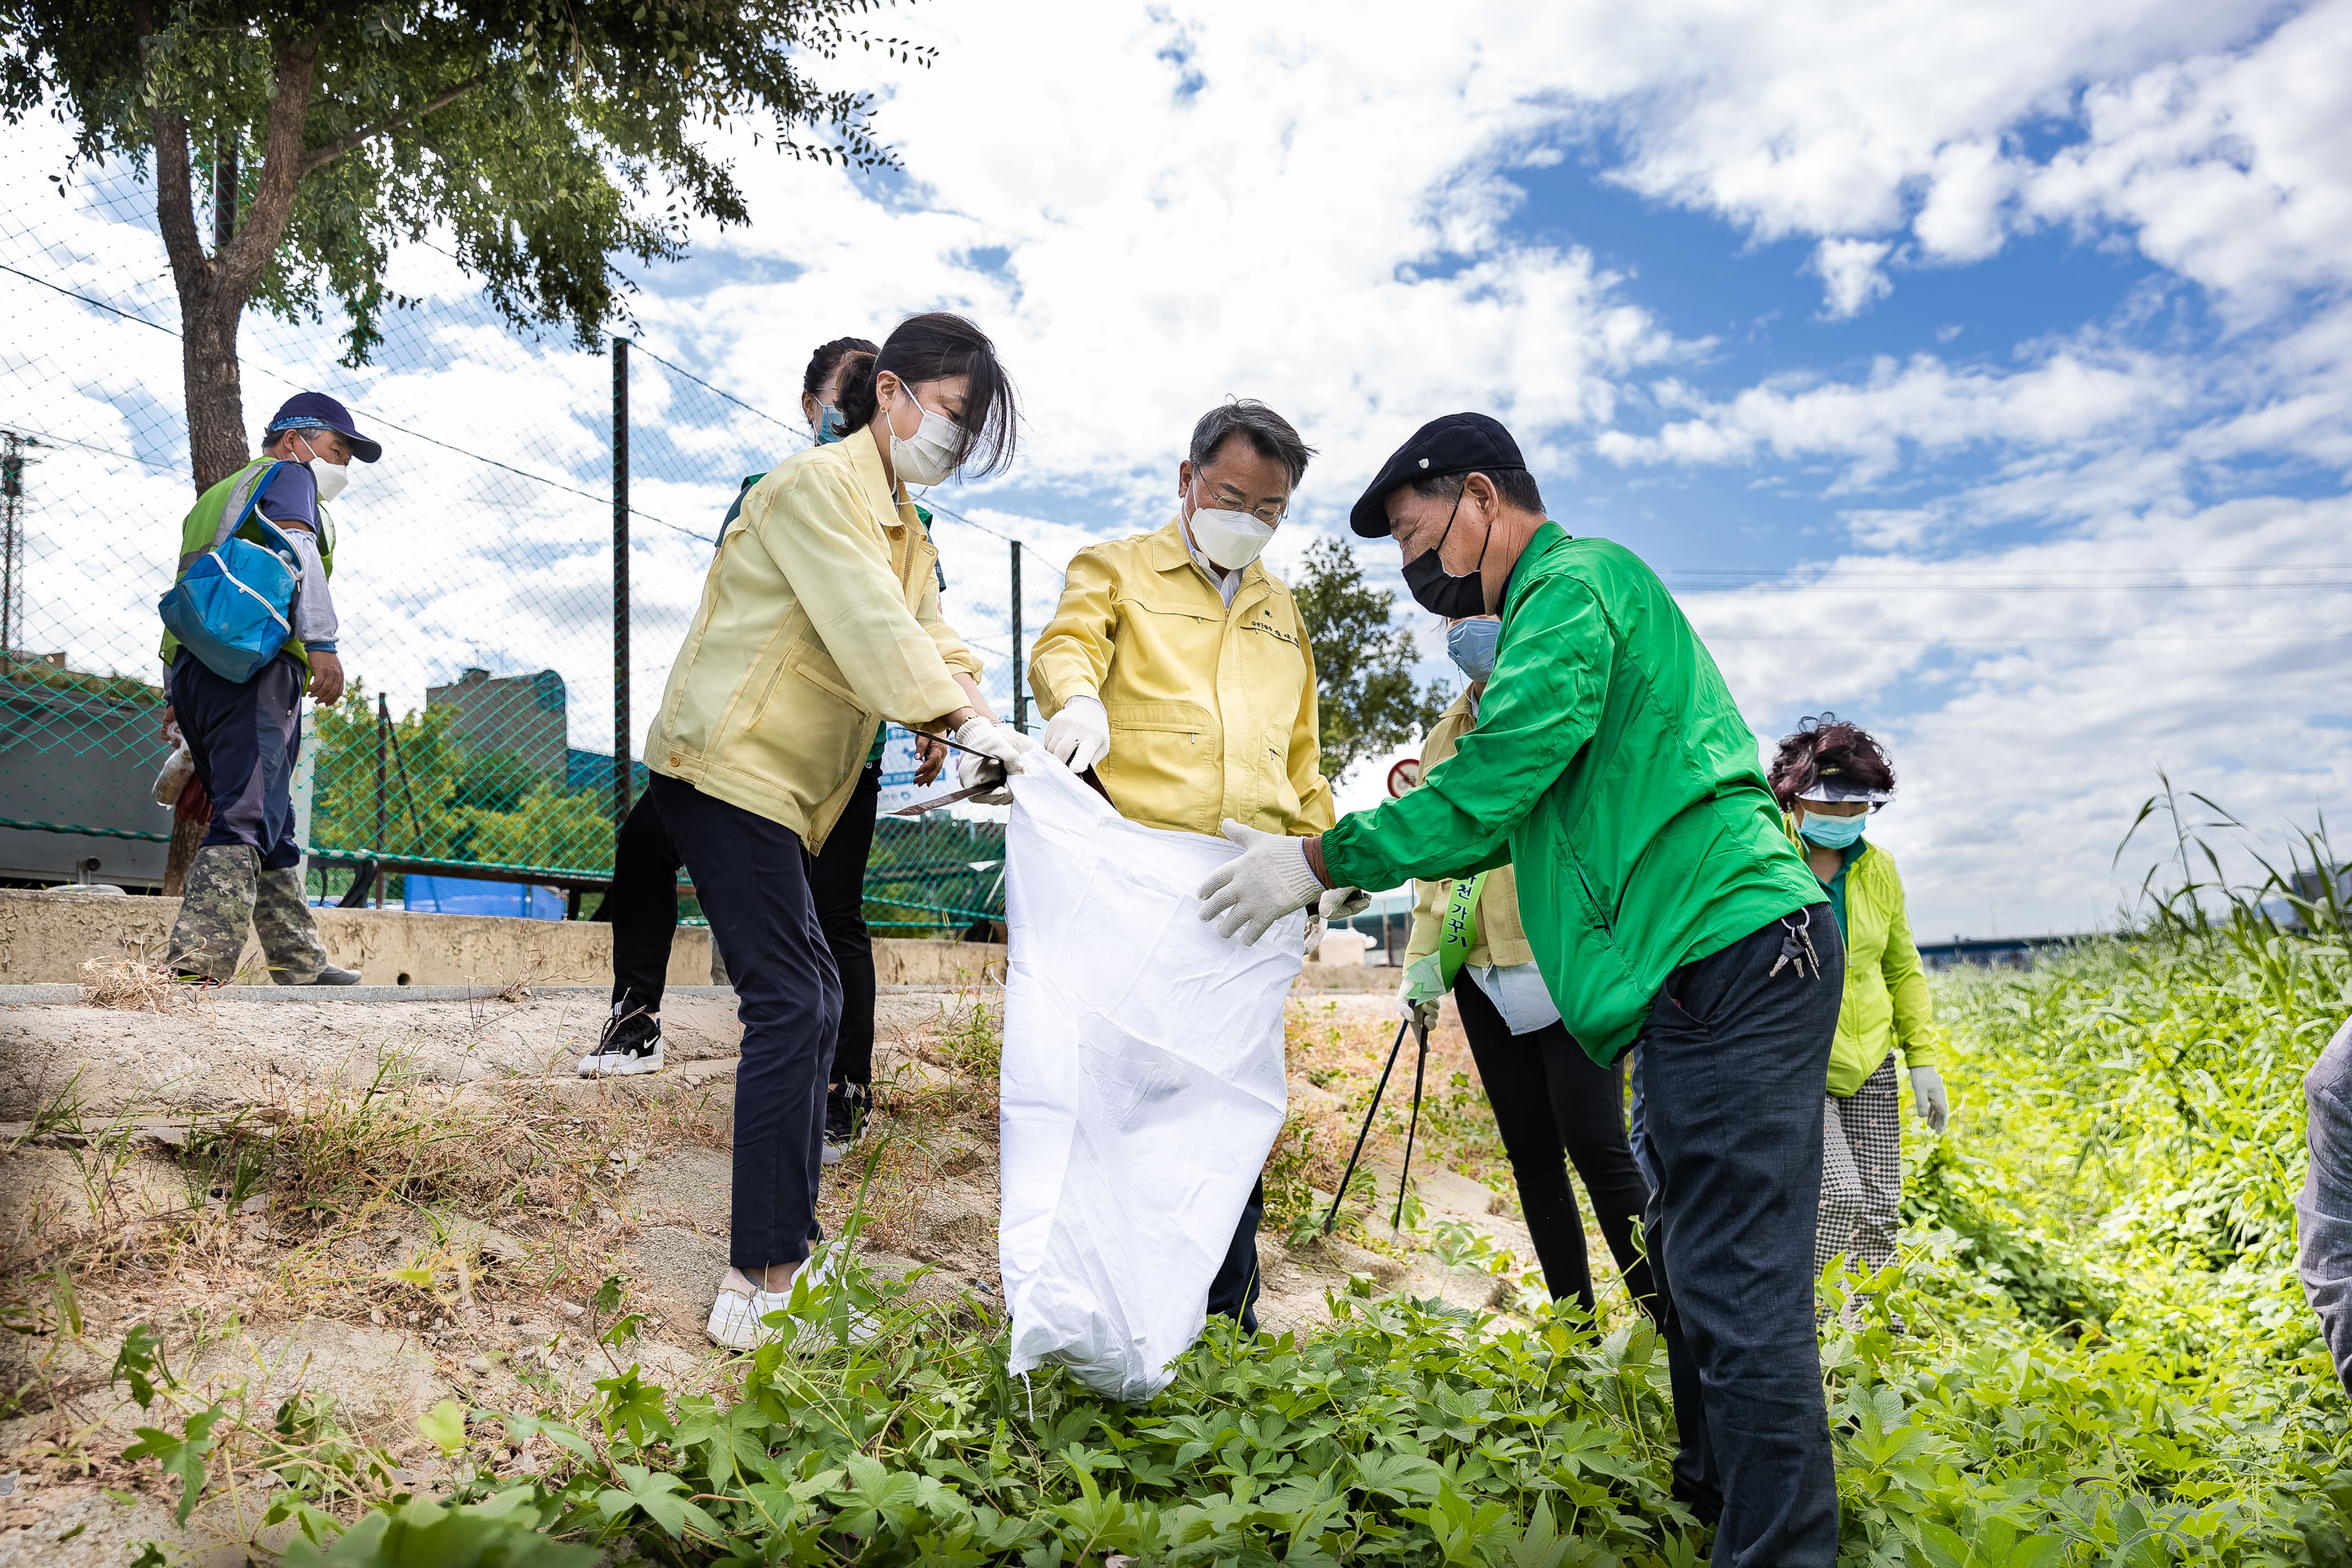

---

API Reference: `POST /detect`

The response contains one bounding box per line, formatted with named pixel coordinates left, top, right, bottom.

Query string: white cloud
left=1810, top=238, right=1897, bottom=318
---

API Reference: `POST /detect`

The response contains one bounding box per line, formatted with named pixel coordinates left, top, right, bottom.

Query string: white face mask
left=1184, top=488, right=1277, bottom=570
left=885, top=384, right=964, bottom=487
left=295, top=433, right=349, bottom=504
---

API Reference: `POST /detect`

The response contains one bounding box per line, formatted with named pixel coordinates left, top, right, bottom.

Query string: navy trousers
left=649, top=774, right=839, bottom=1271
left=168, top=651, right=305, bottom=869
left=1638, top=902, right=1845, bottom=1567
left=1206, top=1178, right=1266, bottom=1334
left=608, top=762, right=876, bottom=1088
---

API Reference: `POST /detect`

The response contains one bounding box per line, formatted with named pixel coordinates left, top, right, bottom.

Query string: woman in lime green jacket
left=1767, top=716, right=1950, bottom=1296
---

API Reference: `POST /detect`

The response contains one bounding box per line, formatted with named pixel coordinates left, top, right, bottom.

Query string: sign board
left=1386, top=757, right=1421, bottom=798
left=875, top=722, right=966, bottom=817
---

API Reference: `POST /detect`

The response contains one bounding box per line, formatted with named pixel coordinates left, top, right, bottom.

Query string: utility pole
left=1010, top=541, right=1025, bottom=733
left=0, top=429, right=38, bottom=658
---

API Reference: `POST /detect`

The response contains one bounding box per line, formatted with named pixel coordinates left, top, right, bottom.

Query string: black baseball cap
left=1349, top=412, right=1527, bottom=537
left=265, top=392, right=382, bottom=464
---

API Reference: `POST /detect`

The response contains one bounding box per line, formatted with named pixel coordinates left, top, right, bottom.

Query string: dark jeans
left=648, top=774, right=839, bottom=1271
left=807, top=760, right=880, bottom=1086
left=604, top=790, right=684, bottom=1014
left=605, top=762, right=879, bottom=1087
left=1206, top=1177, right=1266, bottom=1335
left=168, top=651, right=304, bottom=868
left=1638, top=902, right=1844, bottom=1566
left=1626, top=1045, right=1657, bottom=1190
left=1453, top=973, right=1655, bottom=1317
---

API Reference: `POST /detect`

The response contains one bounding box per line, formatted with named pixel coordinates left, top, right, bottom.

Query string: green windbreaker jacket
left=1320, top=523, right=1822, bottom=1064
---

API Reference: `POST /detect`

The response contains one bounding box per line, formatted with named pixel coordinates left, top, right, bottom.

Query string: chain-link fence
left=0, top=133, right=1064, bottom=932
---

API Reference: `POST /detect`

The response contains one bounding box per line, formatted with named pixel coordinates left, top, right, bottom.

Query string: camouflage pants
left=166, top=843, right=331, bottom=983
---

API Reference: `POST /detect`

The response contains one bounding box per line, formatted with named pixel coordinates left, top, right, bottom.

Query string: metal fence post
left=0, top=429, right=36, bottom=656
left=373, top=693, right=389, bottom=906
left=612, top=337, right=631, bottom=827
left=1010, top=541, right=1025, bottom=733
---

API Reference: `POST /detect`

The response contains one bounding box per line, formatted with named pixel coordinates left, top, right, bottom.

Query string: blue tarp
left=404, top=874, right=564, bottom=920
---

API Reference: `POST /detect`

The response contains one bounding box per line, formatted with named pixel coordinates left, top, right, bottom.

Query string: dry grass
left=77, top=956, right=199, bottom=1013
left=814, top=987, right=1005, bottom=1257
left=0, top=1043, right=732, bottom=1435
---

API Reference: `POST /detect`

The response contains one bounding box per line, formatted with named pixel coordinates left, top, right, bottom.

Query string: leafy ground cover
left=59, top=833, right=2352, bottom=1564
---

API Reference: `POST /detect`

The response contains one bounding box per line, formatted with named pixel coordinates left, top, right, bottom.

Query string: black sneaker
left=579, top=1004, right=663, bottom=1077
left=822, top=1082, right=869, bottom=1164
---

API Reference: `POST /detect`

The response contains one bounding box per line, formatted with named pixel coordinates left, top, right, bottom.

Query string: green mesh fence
left=0, top=130, right=1062, bottom=932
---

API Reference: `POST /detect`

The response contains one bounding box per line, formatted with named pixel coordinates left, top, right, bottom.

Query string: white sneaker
left=702, top=1243, right=877, bottom=1351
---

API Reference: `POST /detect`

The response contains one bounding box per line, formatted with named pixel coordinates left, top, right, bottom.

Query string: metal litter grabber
left=1320, top=1013, right=1432, bottom=1237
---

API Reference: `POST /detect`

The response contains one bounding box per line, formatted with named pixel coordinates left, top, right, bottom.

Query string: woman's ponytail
left=831, top=350, right=881, bottom=433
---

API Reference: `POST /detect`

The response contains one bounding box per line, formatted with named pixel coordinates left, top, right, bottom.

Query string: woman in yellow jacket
left=1765, top=716, right=1950, bottom=1299
left=1396, top=616, right=1654, bottom=1321
left=642, top=313, right=1034, bottom=1349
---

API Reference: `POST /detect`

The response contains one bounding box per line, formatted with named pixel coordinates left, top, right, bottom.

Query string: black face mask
left=1401, top=492, right=1490, bottom=618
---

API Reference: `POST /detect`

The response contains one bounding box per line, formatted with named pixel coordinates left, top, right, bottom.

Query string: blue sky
left=4, top=0, right=2347, bottom=939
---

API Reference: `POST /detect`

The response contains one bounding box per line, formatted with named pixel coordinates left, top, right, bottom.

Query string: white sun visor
left=1795, top=776, right=1894, bottom=807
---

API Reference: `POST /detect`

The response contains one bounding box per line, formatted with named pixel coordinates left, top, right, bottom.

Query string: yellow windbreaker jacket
left=1787, top=820, right=1946, bottom=1097
left=1402, top=690, right=1533, bottom=970
left=1028, top=518, right=1333, bottom=838
left=644, top=436, right=980, bottom=852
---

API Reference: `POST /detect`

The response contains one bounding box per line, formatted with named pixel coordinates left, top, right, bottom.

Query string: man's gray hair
left=1190, top=400, right=1315, bottom=489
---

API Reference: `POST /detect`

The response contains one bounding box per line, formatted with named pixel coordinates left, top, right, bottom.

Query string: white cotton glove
left=953, top=716, right=1037, bottom=805
left=1320, top=886, right=1372, bottom=921
left=1195, top=819, right=1325, bottom=944
left=1909, top=1064, right=1949, bottom=1132
left=1043, top=695, right=1110, bottom=773
left=1397, top=954, right=1445, bottom=1032
left=1303, top=887, right=1370, bottom=961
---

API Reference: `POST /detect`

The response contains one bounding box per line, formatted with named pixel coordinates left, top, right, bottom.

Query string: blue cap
left=264, top=392, right=381, bottom=464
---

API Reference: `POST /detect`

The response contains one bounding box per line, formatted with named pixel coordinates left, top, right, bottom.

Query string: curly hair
left=1767, top=713, right=1896, bottom=811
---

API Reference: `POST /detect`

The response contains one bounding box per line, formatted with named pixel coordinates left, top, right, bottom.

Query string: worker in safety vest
left=160, top=393, right=370, bottom=986
left=1028, top=398, right=1360, bottom=1337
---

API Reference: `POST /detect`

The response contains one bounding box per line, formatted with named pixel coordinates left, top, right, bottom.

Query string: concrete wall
left=0, top=889, right=1377, bottom=991
left=0, top=889, right=714, bottom=986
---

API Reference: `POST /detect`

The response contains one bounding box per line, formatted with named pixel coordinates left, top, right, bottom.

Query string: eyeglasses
left=1203, top=487, right=1287, bottom=526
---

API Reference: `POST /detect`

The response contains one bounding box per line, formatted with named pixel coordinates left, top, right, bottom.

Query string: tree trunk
left=137, top=4, right=321, bottom=493
left=180, top=295, right=250, bottom=493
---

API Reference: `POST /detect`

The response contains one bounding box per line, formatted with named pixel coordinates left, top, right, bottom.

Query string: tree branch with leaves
left=1290, top=535, right=1451, bottom=782
left=1, top=0, right=935, bottom=489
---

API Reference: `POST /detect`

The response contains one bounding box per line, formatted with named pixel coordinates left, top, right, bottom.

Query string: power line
left=0, top=259, right=724, bottom=542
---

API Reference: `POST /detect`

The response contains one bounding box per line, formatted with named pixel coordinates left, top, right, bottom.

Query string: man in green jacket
left=1197, top=414, right=1844, bottom=1566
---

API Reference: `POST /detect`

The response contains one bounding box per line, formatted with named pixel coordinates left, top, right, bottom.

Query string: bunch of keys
left=1769, top=912, right=1821, bottom=979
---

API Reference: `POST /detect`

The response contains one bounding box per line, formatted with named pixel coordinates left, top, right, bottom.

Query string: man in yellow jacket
left=1029, top=398, right=1342, bottom=1334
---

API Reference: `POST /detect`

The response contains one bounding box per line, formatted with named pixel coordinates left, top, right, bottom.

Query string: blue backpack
left=158, top=461, right=303, bottom=684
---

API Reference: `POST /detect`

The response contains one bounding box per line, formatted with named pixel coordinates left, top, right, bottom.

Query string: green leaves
left=1292, top=535, right=1455, bottom=780
left=283, top=1490, right=595, bottom=1565
left=595, top=1464, right=719, bottom=1540
left=110, top=1322, right=166, bottom=1408
left=124, top=1403, right=224, bottom=1527
left=593, top=1366, right=675, bottom=1449
left=101, top=862, right=2352, bottom=1568
left=416, top=1399, right=468, bottom=1457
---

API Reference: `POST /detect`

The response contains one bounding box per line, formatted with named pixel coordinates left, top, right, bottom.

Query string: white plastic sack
left=998, top=761, right=1304, bottom=1401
